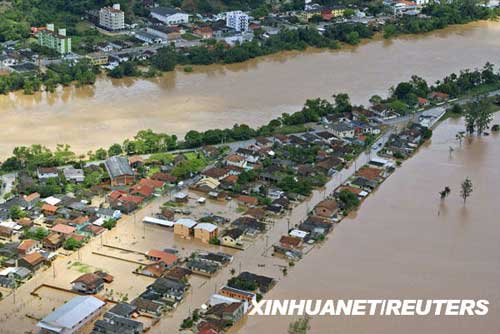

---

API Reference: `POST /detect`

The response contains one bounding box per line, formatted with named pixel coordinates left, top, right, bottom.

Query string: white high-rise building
left=226, top=11, right=249, bottom=32
left=99, top=4, right=125, bottom=31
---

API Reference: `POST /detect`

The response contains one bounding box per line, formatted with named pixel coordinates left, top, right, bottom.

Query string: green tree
left=288, top=316, right=311, bottom=334
left=102, top=218, right=117, bottom=230
left=63, top=237, right=82, bottom=250
left=9, top=205, right=26, bottom=220
left=108, top=144, right=123, bottom=156
left=460, top=177, right=473, bottom=204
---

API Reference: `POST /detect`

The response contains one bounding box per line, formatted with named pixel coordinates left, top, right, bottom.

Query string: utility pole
left=265, top=235, right=269, bottom=256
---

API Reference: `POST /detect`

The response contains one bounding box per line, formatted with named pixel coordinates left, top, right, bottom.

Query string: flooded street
left=0, top=21, right=500, bottom=158
left=240, top=113, right=500, bottom=334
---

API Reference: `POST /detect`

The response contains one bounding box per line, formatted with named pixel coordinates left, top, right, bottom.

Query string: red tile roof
left=17, top=239, right=37, bottom=252
left=139, top=178, right=164, bottom=189
left=21, top=252, right=44, bottom=266
left=130, top=184, right=154, bottom=197
left=51, top=224, right=76, bottom=235
left=146, top=249, right=177, bottom=266
left=237, top=195, right=258, bottom=206
left=42, top=204, right=58, bottom=213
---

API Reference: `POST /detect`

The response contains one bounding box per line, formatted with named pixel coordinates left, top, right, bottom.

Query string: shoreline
left=0, top=20, right=499, bottom=159
left=1, top=20, right=494, bottom=98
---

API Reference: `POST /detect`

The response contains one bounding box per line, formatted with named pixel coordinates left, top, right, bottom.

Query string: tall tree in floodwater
left=465, top=96, right=493, bottom=135
left=288, top=316, right=311, bottom=334
left=460, top=178, right=473, bottom=204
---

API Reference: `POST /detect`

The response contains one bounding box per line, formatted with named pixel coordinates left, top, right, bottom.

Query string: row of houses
left=192, top=272, right=276, bottom=334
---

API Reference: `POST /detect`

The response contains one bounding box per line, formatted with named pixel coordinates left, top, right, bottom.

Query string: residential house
left=197, top=252, right=232, bottom=266
left=37, top=167, right=59, bottom=180
left=194, top=223, right=219, bottom=243
left=131, top=298, right=164, bottom=316
left=71, top=273, right=105, bottom=294
left=205, top=302, right=245, bottom=323
left=138, top=178, right=164, bottom=190
left=141, top=262, right=169, bottom=278
left=130, top=184, right=154, bottom=198
left=279, top=235, right=302, bottom=249
left=145, top=249, right=177, bottom=267
left=16, top=239, right=40, bottom=255
left=331, top=122, right=355, bottom=139
left=236, top=195, right=258, bottom=207
left=63, top=167, right=85, bottom=183
left=244, top=207, right=266, bottom=220
left=314, top=199, right=339, bottom=218
left=203, top=167, right=230, bottom=180
left=148, top=277, right=187, bottom=301
left=231, top=217, right=266, bottom=234
left=18, top=252, right=45, bottom=271
left=174, top=192, right=188, bottom=203
left=174, top=219, right=197, bottom=239
left=93, top=313, right=143, bottom=334
left=105, top=156, right=135, bottom=186
left=50, top=224, right=76, bottom=239
left=0, top=225, right=13, bottom=238
left=23, top=192, right=40, bottom=209
left=316, top=156, right=342, bottom=176
left=221, top=228, right=244, bottom=248
left=193, top=26, right=213, bottom=39
left=42, top=204, right=59, bottom=216
left=186, top=260, right=219, bottom=276
left=0, top=266, right=32, bottom=281
left=219, top=286, right=257, bottom=305
left=151, top=172, right=176, bottom=184
left=43, top=233, right=64, bottom=251
left=195, top=177, right=220, bottom=192
left=299, top=216, right=333, bottom=236
left=356, top=166, right=383, bottom=182
left=164, top=267, right=192, bottom=282
left=17, top=217, right=34, bottom=229
left=225, top=154, right=247, bottom=169
left=236, top=272, right=276, bottom=293
left=350, top=176, right=378, bottom=190
left=429, top=91, right=449, bottom=102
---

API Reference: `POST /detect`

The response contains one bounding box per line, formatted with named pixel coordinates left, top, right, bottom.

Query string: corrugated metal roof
left=37, top=296, right=105, bottom=331
left=105, top=156, right=134, bottom=179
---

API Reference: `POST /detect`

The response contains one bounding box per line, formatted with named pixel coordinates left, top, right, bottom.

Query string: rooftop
left=37, top=296, right=105, bottom=332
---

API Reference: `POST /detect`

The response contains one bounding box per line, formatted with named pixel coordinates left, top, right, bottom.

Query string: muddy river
left=0, top=21, right=500, bottom=158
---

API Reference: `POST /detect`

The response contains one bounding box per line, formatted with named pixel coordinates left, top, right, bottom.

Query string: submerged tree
left=439, top=186, right=451, bottom=199
left=460, top=178, right=473, bottom=204
left=288, top=316, right=311, bottom=334
left=464, top=96, right=493, bottom=135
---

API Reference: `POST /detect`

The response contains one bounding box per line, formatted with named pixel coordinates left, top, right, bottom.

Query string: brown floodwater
left=240, top=113, right=500, bottom=334
left=1, top=21, right=500, bottom=158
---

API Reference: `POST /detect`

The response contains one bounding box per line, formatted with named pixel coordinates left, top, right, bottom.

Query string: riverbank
left=0, top=21, right=499, bottom=159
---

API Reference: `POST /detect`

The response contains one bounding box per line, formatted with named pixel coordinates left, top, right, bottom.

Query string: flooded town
left=0, top=1, right=499, bottom=334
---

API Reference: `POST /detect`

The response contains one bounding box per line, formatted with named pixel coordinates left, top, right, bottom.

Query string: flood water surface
left=1, top=21, right=500, bottom=157
left=239, top=114, right=500, bottom=334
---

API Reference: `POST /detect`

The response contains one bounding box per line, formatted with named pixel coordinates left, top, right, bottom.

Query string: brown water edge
left=1, top=21, right=500, bottom=158
left=238, top=113, right=500, bottom=334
